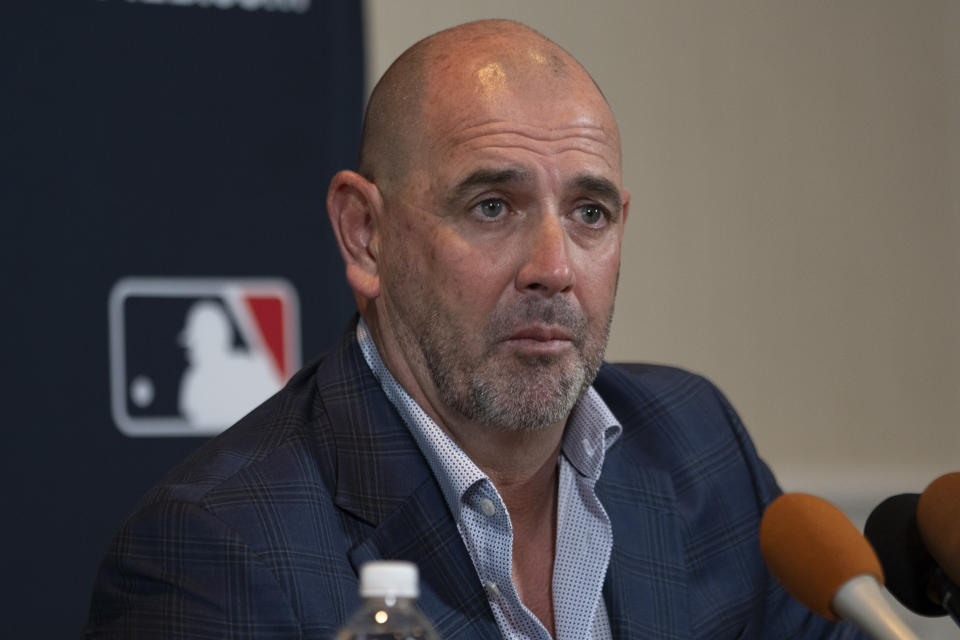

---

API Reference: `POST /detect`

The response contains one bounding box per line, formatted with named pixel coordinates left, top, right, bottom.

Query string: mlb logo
left=109, top=277, right=301, bottom=436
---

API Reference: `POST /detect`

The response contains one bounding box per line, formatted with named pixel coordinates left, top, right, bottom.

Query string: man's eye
left=578, top=205, right=606, bottom=225
left=476, top=199, right=506, bottom=219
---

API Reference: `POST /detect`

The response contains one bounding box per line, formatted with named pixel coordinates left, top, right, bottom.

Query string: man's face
left=375, top=56, right=628, bottom=433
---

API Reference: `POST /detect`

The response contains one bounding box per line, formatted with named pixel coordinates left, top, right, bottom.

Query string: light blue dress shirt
left=357, top=319, right=621, bottom=640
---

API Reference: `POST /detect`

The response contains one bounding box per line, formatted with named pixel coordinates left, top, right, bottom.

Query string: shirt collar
left=564, top=386, right=622, bottom=480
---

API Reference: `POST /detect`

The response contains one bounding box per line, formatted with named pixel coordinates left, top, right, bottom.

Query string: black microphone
left=864, top=493, right=960, bottom=627
left=917, top=473, right=960, bottom=587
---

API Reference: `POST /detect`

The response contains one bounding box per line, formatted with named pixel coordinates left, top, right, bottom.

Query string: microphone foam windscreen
left=760, top=492, right=884, bottom=621
left=917, top=472, right=960, bottom=586
left=863, top=493, right=943, bottom=616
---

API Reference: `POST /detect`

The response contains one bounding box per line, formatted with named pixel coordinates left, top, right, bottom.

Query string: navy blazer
left=86, top=324, right=864, bottom=639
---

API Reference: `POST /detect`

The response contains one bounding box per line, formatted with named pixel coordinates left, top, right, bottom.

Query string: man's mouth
left=504, top=325, right=575, bottom=353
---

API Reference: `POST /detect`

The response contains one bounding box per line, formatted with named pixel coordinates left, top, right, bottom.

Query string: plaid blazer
left=85, top=323, right=864, bottom=639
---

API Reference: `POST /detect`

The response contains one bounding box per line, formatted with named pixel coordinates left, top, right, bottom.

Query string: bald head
left=358, top=20, right=616, bottom=195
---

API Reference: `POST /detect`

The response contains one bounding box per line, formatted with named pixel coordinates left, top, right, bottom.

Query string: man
left=86, top=20, right=863, bottom=639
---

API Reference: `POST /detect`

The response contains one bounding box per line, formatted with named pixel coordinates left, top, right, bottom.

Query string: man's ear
left=326, top=170, right=384, bottom=300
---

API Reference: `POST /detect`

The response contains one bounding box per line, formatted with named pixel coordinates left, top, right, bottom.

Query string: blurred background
left=2, top=1, right=957, bottom=637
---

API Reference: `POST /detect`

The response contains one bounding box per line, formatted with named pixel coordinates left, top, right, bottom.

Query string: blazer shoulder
left=594, top=361, right=776, bottom=501
left=594, top=361, right=732, bottom=433
left=138, top=349, right=339, bottom=511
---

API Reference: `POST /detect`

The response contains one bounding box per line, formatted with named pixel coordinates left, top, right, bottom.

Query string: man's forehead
left=359, top=20, right=621, bottom=193
left=419, top=87, right=622, bottom=180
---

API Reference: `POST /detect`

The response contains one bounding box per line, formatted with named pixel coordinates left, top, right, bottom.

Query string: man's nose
left=515, top=213, right=574, bottom=295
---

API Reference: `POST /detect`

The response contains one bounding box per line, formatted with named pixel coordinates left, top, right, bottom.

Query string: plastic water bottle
left=335, top=560, right=440, bottom=640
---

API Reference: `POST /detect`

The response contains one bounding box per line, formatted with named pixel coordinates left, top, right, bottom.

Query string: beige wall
left=364, top=0, right=958, bottom=491
left=364, top=2, right=958, bottom=635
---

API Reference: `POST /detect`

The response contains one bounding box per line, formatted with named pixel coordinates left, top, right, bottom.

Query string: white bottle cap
left=359, top=560, right=419, bottom=599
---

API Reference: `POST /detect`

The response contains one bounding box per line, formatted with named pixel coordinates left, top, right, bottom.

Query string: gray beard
left=408, top=295, right=610, bottom=433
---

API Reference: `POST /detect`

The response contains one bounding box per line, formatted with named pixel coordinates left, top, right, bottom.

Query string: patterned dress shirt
left=357, top=319, right=622, bottom=640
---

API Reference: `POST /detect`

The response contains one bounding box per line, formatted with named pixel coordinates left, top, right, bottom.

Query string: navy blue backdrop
left=1, top=2, right=363, bottom=636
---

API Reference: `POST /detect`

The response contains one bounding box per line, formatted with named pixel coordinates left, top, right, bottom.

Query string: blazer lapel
left=598, top=455, right=689, bottom=639
left=595, top=364, right=690, bottom=640
left=317, top=326, right=500, bottom=639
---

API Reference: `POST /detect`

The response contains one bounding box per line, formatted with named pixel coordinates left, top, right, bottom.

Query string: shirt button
left=479, top=498, right=496, bottom=516
left=485, top=580, right=501, bottom=598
